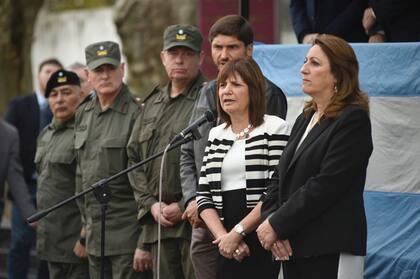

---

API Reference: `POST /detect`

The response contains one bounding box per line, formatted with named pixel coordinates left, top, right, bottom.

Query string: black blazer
left=262, top=105, right=373, bottom=258
left=290, top=0, right=369, bottom=43
left=5, top=93, right=48, bottom=185
left=370, top=0, right=420, bottom=42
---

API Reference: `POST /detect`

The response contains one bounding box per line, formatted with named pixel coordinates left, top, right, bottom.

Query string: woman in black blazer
left=257, top=34, right=373, bottom=279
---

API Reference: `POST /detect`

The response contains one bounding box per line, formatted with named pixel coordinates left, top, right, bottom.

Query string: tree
left=114, top=0, right=197, bottom=99
left=0, top=0, right=198, bottom=113
left=0, top=0, right=44, bottom=115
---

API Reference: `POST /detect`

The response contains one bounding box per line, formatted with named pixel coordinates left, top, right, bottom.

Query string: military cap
left=85, top=41, right=121, bottom=70
left=163, top=24, right=203, bottom=52
left=45, top=70, right=81, bottom=98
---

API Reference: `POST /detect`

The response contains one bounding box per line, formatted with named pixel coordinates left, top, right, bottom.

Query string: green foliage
left=47, top=0, right=116, bottom=11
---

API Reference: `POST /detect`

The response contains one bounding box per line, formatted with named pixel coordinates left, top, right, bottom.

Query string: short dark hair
left=38, top=58, right=63, bottom=73
left=209, top=15, right=254, bottom=46
left=216, top=58, right=265, bottom=128
left=304, top=34, right=369, bottom=118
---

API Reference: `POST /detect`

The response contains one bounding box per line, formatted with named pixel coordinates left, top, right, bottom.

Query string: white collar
left=35, top=90, right=47, bottom=107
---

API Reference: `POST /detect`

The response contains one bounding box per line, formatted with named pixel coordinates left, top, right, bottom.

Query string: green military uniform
left=75, top=84, right=145, bottom=278
left=127, top=73, right=205, bottom=279
left=35, top=117, right=89, bottom=279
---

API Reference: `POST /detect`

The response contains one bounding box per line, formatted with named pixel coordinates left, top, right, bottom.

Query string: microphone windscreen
left=204, top=110, right=215, bottom=122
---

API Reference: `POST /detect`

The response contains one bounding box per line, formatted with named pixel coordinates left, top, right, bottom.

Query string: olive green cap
left=85, top=41, right=121, bottom=70
left=163, top=24, right=203, bottom=52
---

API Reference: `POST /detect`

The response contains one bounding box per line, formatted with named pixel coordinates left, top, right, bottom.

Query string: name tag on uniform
left=76, top=125, right=87, bottom=132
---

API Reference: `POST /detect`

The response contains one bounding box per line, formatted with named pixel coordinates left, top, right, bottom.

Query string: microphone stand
left=27, top=129, right=201, bottom=279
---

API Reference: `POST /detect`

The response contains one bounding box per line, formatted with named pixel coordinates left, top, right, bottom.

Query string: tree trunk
left=114, top=0, right=197, bottom=99
left=0, top=0, right=44, bottom=115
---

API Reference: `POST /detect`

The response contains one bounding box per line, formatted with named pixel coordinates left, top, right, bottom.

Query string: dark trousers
left=7, top=187, right=49, bottom=279
left=190, top=227, right=218, bottom=279
left=48, top=261, right=89, bottom=279
left=282, top=253, right=340, bottom=279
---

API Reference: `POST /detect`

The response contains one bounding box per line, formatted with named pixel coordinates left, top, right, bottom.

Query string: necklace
left=234, top=124, right=252, bottom=140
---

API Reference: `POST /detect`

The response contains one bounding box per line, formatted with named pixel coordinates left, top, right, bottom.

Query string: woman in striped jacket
left=196, top=58, right=289, bottom=279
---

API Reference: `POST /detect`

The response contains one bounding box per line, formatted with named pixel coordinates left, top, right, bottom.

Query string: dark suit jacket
left=290, top=0, right=369, bottom=43
left=370, top=0, right=420, bottom=42
left=262, top=105, right=373, bottom=258
left=0, top=120, right=36, bottom=219
left=5, top=93, right=49, bottom=186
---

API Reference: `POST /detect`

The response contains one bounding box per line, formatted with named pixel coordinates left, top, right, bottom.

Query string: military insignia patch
left=176, top=34, right=187, bottom=41
left=97, top=49, right=108, bottom=56
left=57, top=76, right=67, bottom=83
left=176, top=29, right=187, bottom=40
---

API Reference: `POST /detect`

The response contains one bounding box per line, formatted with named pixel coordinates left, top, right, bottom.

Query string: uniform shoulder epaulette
left=142, top=85, right=161, bottom=103
left=132, top=96, right=142, bottom=107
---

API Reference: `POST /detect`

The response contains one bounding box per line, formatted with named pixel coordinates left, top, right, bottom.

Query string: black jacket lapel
left=277, top=112, right=312, bottom=184
left=287, top=115, right=332, bottom=173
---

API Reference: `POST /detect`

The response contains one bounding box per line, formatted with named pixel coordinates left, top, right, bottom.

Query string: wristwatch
left=233, top=223, right=246, bottom=237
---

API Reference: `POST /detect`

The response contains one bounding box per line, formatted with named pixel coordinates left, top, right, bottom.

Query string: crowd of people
left=1, top=12, right=381, bottom=279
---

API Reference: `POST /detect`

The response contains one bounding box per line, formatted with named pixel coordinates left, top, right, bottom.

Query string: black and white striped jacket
left=196, top=115, right=289, bottom=220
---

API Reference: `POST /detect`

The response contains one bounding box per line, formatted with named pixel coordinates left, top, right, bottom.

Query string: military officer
left=35, top=69, right=89, bottom=279
left=127, top=24, right=205, bottom=279
left=75, top=41, right=150, bottom=279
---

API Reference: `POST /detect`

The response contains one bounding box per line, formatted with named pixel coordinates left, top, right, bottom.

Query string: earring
left=334, top=84, right=338, bottom=93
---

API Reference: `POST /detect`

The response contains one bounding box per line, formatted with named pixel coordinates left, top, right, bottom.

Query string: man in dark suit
left=363, top=0, right=420, bottom=42
left=290, top=0, right=369, bottom=43
left=5, top=58, right=62, bottom=279
left=0, top=120, right=36, bottom=224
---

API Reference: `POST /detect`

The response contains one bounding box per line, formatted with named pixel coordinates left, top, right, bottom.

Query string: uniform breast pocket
left=48, top=152, right=76, bottom=187
left=34, top=148, right=45, bottom=165
left=75, top=131, right=87, bottom=151
left=49, top=152, right=75, bottom=165
left=138, top=128, right=154, bottom=144
left=138, top=124, right=156, bottom=158
left=34, top=146, right=47, bottom=172
left=101, top=137, right=128, bottom=175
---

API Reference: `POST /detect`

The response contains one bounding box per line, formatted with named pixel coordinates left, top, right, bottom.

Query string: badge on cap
left=57, top=72, right=67, bottom=83
left=96, top=45, right=108, bottom=56
left=176, top=29, right=187, bottom=41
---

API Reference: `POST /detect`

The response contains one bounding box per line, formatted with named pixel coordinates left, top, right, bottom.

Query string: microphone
left=171, top=110, right=215, bottom=143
